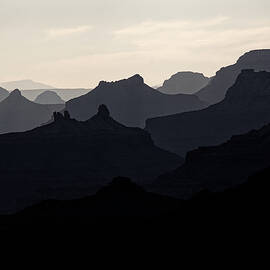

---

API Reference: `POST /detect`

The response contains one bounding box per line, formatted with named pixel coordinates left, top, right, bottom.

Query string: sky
left=1, top=0, right=270, bottom=88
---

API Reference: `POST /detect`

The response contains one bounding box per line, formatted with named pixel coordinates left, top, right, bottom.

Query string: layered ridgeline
left=0, top=89, right=64, bottom=134
left=34, top=90, right=65, bottom=104
left=153, top=121, right=270, bottom=199
left=0, top=87, right=9, bottom=102
left=157, top=72, right=210, bottom=95
left=146, top=70, right=270, bottom=156
left=0, top=105, right=182, bottom=213
left=66, top=74, right=207, bottom=127
left=196, top=50, right=270, bottom=104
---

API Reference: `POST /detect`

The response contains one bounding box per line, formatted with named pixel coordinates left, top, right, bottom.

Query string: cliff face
left=66, top=74, right=207, bottom=128
left=146, top=70, right=270, bottom=157
left=196, top=49, right=270, bottom=104
left=157, top=72, right=210, bottom=95
left=0, top=105, right=182, bottom=213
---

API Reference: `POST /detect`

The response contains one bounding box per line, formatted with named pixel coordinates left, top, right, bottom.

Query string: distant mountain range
left=157, top=72, right=210, bottom=95
left=34, top=90, right=65, bottom=104
left=146, top=69, right=270, bottom=156
left=66, top=74, right=207, bottom=127
left=1, top=80, right=54, bottom=91
left=0, top=105, right=182, bottom=213
left=0, top=89, right=64, bottom=134
left=196, top=49, right=270, bottom=104
left=0, top=87, right=9, bottom=102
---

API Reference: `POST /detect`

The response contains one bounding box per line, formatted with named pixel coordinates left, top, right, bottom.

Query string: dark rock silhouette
left=146, top=70, right=270, bottom=156
left=34, top=90, right=65, bottom=104
left=0, top=89, right=64, bottom=134
left=65, top=74, right=207, bottom=127
left=1, top=79, right=54, bottom=90
left=0, top=87, right=9, bottom=102
left=157, top=72, right=210, bottom=95
left=3, top=169, right=269, bottom=231
left=153, top=119, right=270, bottom=198
left=196, top=49, right=270, bottom=104
left=0, top=105, right=182, bottom=213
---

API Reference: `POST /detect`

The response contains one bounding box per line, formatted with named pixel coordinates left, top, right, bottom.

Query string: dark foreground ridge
left=1, top=169, right=269, bottom=232
left=0, top=105, right=182, bottom=213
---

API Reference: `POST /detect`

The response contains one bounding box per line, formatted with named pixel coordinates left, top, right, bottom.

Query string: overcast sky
left=1, top=0, right=270, bottom=88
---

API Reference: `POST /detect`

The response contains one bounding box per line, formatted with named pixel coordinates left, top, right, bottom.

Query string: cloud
left=46, top=25, right=93, bottom=38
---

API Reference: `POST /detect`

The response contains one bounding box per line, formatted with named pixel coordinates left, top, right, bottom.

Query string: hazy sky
left=1, top=0, right=270, bottom=88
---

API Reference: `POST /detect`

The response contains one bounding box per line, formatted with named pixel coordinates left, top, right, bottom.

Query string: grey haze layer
left=146, top=70, right=270, bottom=157
left=157, top=72, right=210, bottom=95
left=66, top=74, right=207, bottom=127
left=0, top=89, right=64, bottom=134
left=1, top=80, right=54, bottom=91
left=34, top=90, right=65, bottom=104
left=196, top=50, right=270, bottom=104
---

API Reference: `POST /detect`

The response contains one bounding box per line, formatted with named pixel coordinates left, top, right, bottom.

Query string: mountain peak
left=98, top=74, right=144, bottom=88
left=9, top=89, right=22, bottom=98
left=237, top=49, right=270, bottom=65
left=97, top=104, right=110, bottom=118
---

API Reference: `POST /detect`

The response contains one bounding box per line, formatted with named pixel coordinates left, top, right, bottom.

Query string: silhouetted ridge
left=0, top=89, right=64, bottom=134
left=66, top=74, right=207, bottom=127
left=0, top=105, right=182, bottom=213
left=152, top=118, right=270, bottom=198
left=237, top=49, right=270, bottom=65
left=158, top=72, right=210, bottom=94
left=146, top=70, right=270, bottom=156
left=196, top=49, right=270, bottom=104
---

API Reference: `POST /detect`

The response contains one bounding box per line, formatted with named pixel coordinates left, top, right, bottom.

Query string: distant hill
left=0, top=87, right=9, bottom=102
left=0, top=89, right=64, bottom=134
left=157, top=72, right=210, bottom=94
left=0, top=105, right=182, bottom=213
left=196, top=49, right=270, bottom=104
left=146, top=70, right=270, bottom=156
left=1, top=80, right=54, bottom=91
left=21, top=88, right=90, bottom=102
left=34, top=91, right=65, bottom=104
left=66, top=74, right=207, bottom=127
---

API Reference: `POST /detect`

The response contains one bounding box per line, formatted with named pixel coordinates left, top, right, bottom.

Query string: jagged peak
left=97, top=104, right=110, bottom=118
left=97, top=74, right=144, bottom=88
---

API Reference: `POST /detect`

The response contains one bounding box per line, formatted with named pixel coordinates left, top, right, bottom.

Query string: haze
left=1, top=0, right=270, bottom=88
